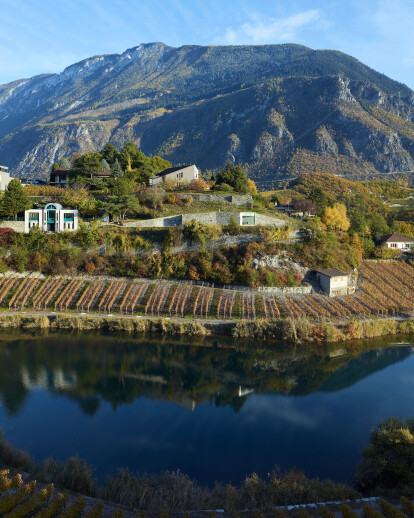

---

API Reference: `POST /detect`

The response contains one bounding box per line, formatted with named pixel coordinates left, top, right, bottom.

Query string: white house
left=314, top=269, right=351, bottom=297
left=24, top=203, right=78, bottom=233
left=149, top=165, right=200, bottom=187
left=381, top=233, right=414, bottom=253
left=0, top=165, right=12, bottom=191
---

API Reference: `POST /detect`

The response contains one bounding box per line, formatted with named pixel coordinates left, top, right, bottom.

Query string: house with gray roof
left=381, top=233, right=414, bottom=253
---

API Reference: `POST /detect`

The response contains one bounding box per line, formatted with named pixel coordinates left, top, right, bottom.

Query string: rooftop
left=381, top=233, right=414, bottom=243
left=314, top=268, right=350, bottom=278
left=154, top=165, right=194, bottom=178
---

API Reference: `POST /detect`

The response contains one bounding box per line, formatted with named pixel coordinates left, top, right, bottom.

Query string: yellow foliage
left=247, top=179, right=257, bottom=194
left=324, top=203, right=350, bottom=231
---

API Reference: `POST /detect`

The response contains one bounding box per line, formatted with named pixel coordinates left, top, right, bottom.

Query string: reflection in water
left=0, top=332, right=412, bottom=416
left=0, top=330, right=413, bottom=485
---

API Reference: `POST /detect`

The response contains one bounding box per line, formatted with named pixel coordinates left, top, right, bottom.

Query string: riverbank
left=0, top=312, right=413, bottom=344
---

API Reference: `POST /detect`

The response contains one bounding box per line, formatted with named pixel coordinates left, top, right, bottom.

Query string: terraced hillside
left=0, top=261, right=412, bottom=321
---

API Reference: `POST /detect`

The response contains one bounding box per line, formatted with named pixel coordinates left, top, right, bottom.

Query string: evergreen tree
left=52, top=162, right=60, bottom=171
left=2, top=179, right=32, bottom=220
left=216, top=161, right=249, bottom=193
left=111, top=159, right=123, bottom=177
left=60, top=157, right=70, bottom=169
left=101, top=159, right=111, bottom=171
left=101, top=143, right=120, bottom=164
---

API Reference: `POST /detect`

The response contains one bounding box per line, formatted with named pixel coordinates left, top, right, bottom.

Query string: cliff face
left=1, top=42, right=414, bottom=186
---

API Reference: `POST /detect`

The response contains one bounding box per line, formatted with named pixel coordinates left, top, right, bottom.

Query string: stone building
left=314, top=269, right=351, bottom=297
left=24, top=203, right=78, bottom=233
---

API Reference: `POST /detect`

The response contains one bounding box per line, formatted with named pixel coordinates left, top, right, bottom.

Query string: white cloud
left=216, top=9, right=323, bottom=45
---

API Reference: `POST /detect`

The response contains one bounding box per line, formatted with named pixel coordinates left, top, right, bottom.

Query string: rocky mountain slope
left=1, top=42, right=414, bottom=186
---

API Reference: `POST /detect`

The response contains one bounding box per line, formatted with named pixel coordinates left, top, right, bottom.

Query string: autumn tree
left=292, top=198, right=317, bottom=216
left=323, top=203, right=350, bottom=231
left=189, top=178, right=208, bottom=191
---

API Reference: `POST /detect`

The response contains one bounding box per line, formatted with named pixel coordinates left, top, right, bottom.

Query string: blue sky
left=1, top=0, right=414, bottom=88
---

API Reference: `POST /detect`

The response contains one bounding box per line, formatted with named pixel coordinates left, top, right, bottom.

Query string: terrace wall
left=0, top=220, right=25, bottom=232
left=179, top=193, right=253, bottom=206
left=124, top=212, right=286, bottom=228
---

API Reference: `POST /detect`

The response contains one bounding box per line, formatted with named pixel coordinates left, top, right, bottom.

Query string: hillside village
left=0, top=142, right=411, bottom=337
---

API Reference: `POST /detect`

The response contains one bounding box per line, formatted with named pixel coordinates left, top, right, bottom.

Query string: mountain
left=1, top=42, right=414, bottom=186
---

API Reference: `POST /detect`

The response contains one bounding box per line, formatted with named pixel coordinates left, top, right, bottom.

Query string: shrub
left=0, top=431, right=34, bottom=472
left=355, top=417, right=414, bottom=496
left=36, top=457, right=97, bottom=496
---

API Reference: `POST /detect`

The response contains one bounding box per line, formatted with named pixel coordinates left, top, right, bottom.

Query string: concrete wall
left=124, top=212, right=286, bottom=229
left=180, top=193, right=253, bottom=207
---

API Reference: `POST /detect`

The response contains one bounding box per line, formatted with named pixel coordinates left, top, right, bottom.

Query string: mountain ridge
left=1, top=42, right=414, bottom=184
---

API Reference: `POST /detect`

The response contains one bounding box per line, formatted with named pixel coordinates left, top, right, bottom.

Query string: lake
left=0, top=330, right=413, bottom=486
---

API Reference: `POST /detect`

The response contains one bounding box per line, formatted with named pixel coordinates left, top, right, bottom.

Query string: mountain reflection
left=0, top=331, right=413, bottom=416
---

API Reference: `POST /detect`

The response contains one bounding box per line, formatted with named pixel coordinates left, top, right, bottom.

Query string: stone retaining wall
left=179, top=193, right=253, bottom=207
left=0, top=220, right=25, bottom=232
left=124, top=212, right=286, bottom=228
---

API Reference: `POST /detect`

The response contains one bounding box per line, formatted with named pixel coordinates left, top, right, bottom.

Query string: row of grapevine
left=261, top=294, right=280, bottom=319
left=32, top=277, right=66, bottom=310
left=169, top=282, right=193, bottom=317
left=119, top=281, right=148, bottom=314
left=9, top=277, right=40, bottom=310
left=55, top=279, right=85, bottom=311
left=241, top=292, right=256, bottom=319
left=193, top=283, right=214, bottom=318
left=98, top=280, right=127, bottom=313
left=145, top=283, right=171, bottom=316
left=0, top=275, right=21, bottom=305
left=76, top=280, right=106, bottom=312
left=217, top=289, right=236, bottom=319
left=0, top=470, right=124, bottom=518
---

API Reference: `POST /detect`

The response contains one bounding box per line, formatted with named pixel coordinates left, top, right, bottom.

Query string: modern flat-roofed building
left=25, top=203, right=78, bottom=233
left=0, top=165, right=12, bottom=191
left=149, top=165, right=200, bottom=187
left=314, top=268, right=351, bottom=297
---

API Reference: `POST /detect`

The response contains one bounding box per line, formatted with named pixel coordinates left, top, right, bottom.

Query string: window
left=241, top=214, right=255, bottom=226
left=390, top=243, right=397, bottom=248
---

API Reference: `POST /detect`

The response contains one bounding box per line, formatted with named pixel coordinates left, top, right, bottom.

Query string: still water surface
left=0, top=331, right=413, bottom=485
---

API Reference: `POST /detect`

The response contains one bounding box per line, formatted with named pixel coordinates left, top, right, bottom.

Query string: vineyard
left=0, top=260, right=413, bottom=321
left=2, top=469, right=414, bottom=518
left=0, top=469, right=123, bottom=518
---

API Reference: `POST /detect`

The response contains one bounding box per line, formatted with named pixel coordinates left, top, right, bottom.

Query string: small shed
left=314, top=268, right=351, bottom=297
